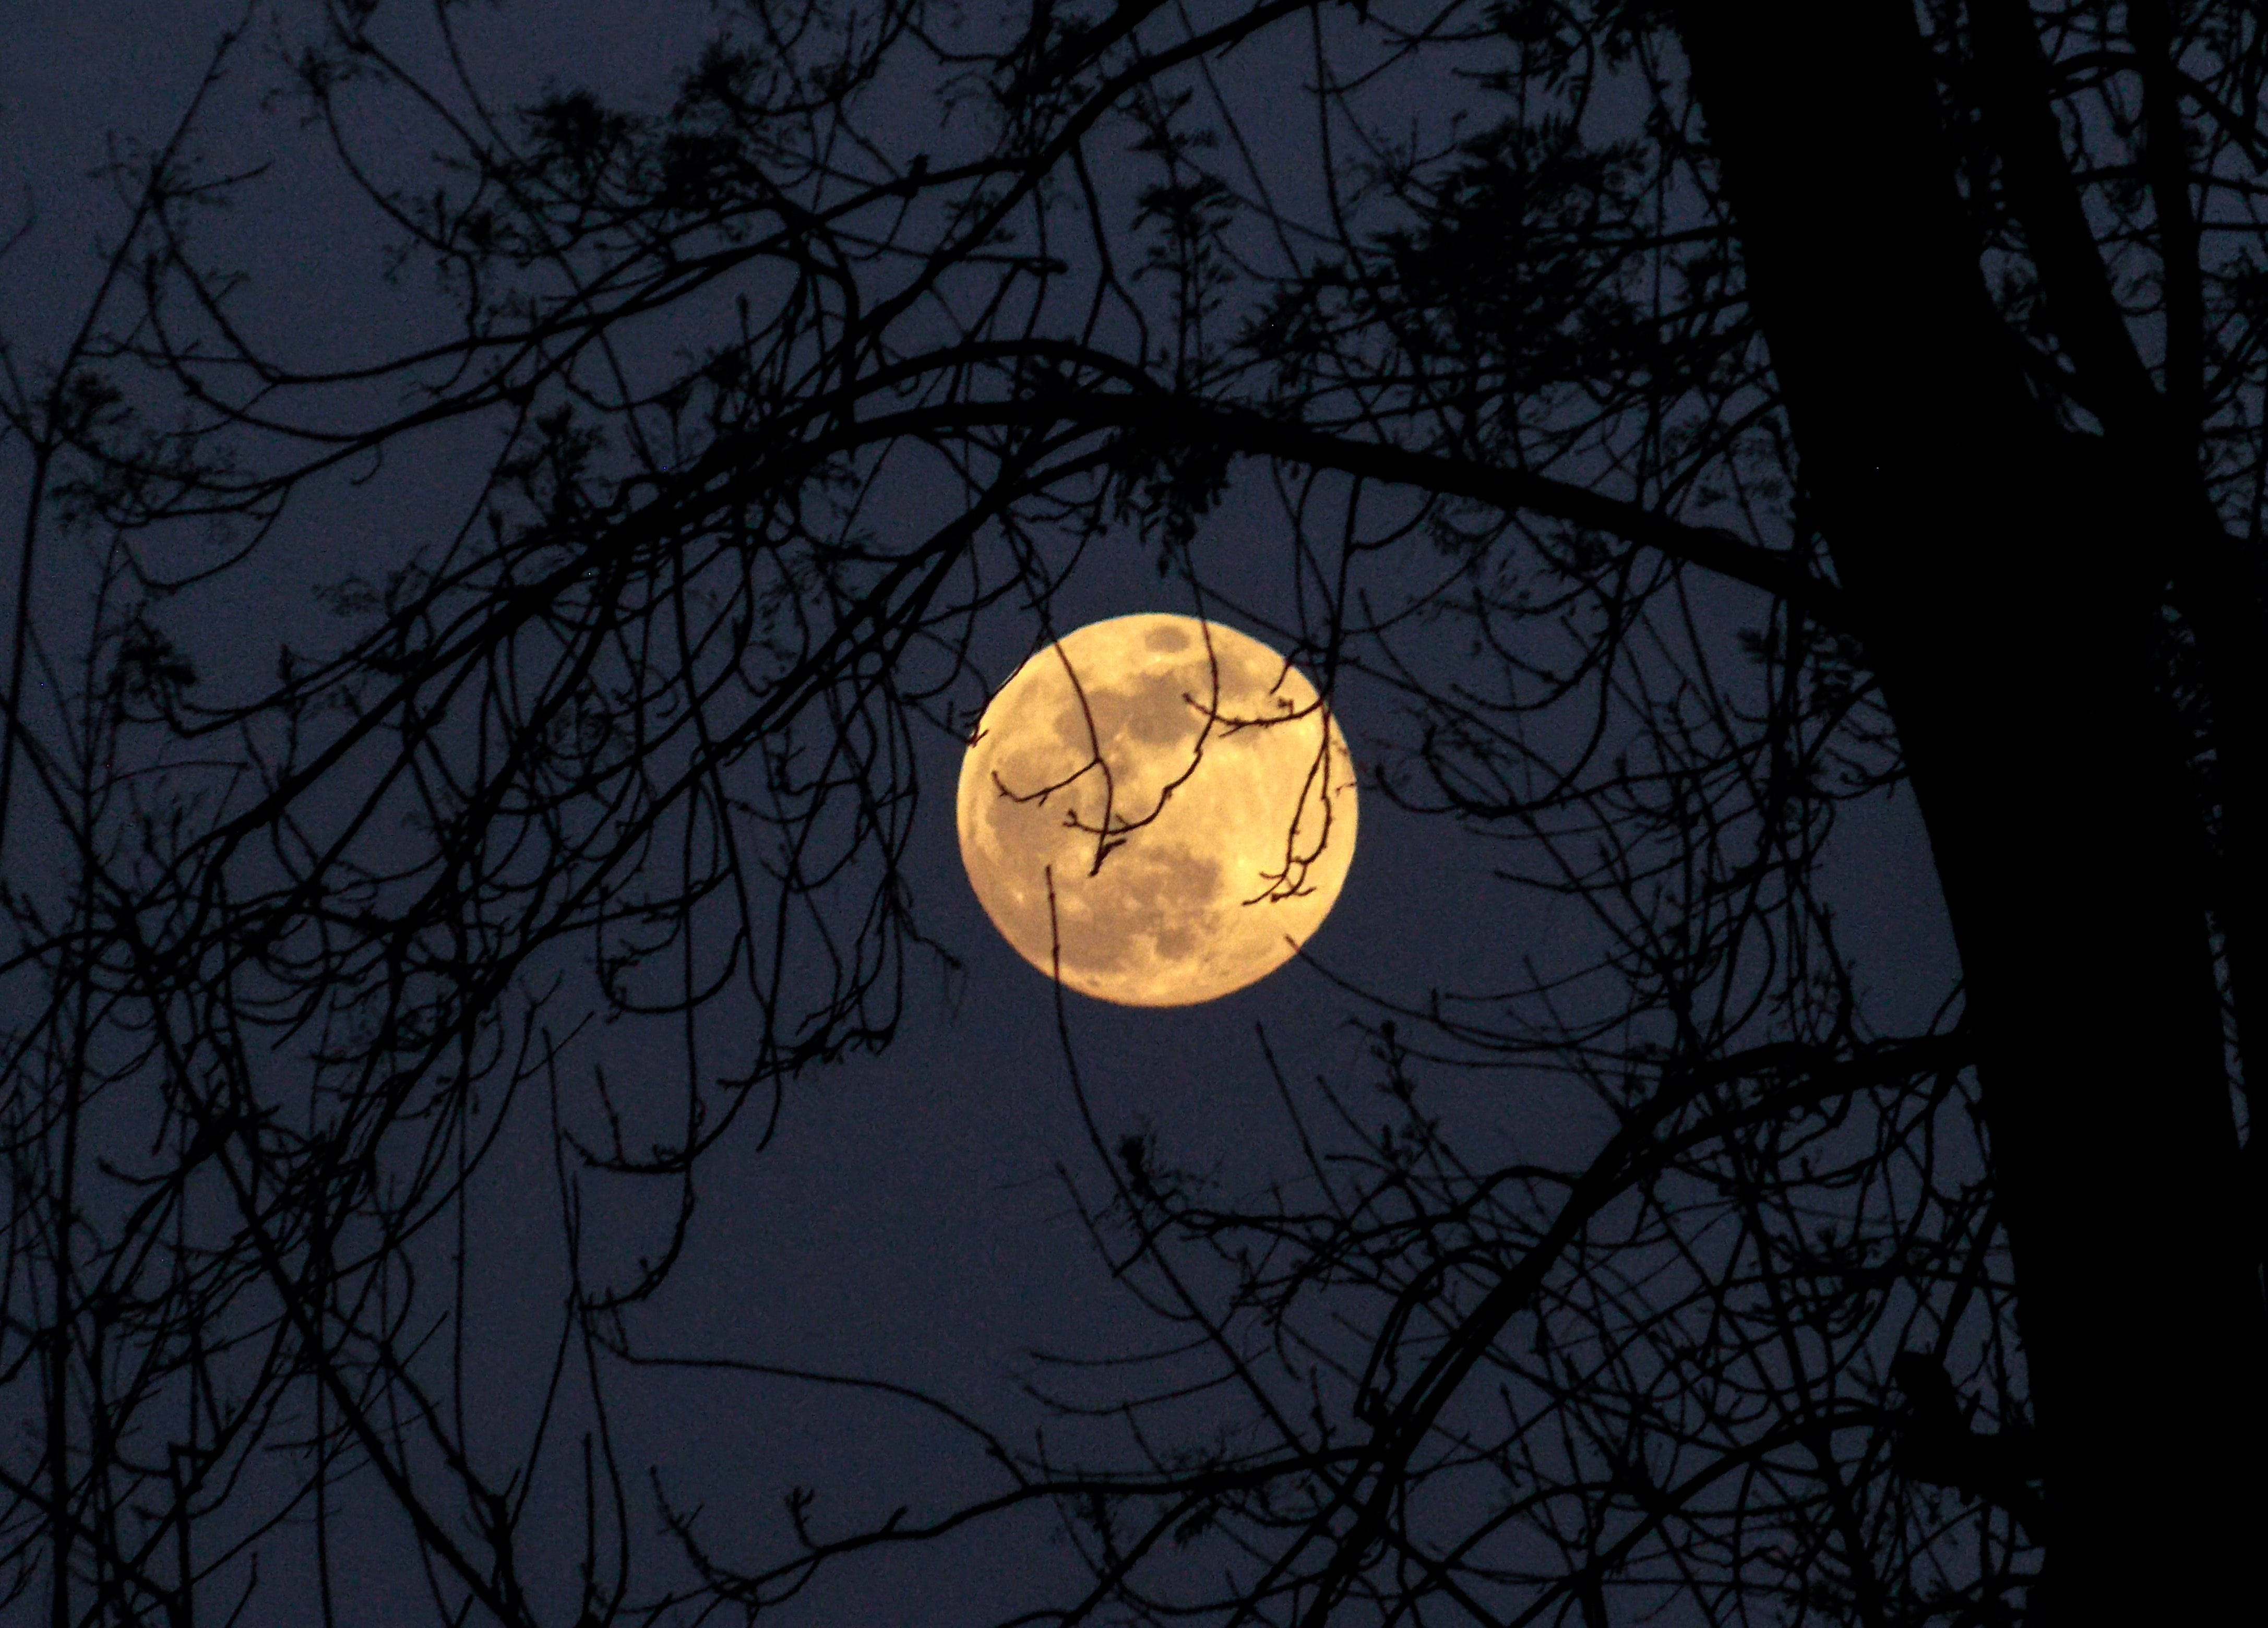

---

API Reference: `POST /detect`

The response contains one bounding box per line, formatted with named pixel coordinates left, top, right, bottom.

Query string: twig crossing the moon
left=957, top=614, right=1358, bottom=1005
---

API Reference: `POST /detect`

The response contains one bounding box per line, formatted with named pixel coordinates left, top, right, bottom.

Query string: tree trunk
left=1668, top=4, right=2266, bottom=1619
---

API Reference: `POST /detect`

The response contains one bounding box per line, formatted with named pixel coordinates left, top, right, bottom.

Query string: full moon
left=957, top=614, right=1358, bottom=1006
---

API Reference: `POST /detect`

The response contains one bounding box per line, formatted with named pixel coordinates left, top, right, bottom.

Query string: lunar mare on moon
left=957, top=614, right=1358, bottom=1006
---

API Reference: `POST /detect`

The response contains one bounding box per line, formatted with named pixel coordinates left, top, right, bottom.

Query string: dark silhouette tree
left=0, top=1, right=2259, bottom=1625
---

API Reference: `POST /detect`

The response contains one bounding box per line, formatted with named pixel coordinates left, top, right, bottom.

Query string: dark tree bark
left=1669, top=1, right=2265, bottom=1614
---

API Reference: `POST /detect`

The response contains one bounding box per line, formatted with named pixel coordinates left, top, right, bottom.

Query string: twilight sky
left=0, top=5, right=1958, bottom=1622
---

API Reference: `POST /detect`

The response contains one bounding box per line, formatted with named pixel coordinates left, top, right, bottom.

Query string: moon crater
left=957, top=614, right=1358, bottom=1006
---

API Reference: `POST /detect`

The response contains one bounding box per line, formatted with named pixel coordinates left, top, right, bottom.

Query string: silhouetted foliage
left=1, top=2, right=2260, bottom=1625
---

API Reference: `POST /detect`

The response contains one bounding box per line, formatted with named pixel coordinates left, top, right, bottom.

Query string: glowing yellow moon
left=957, top=614, right=1357, bottom=1006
